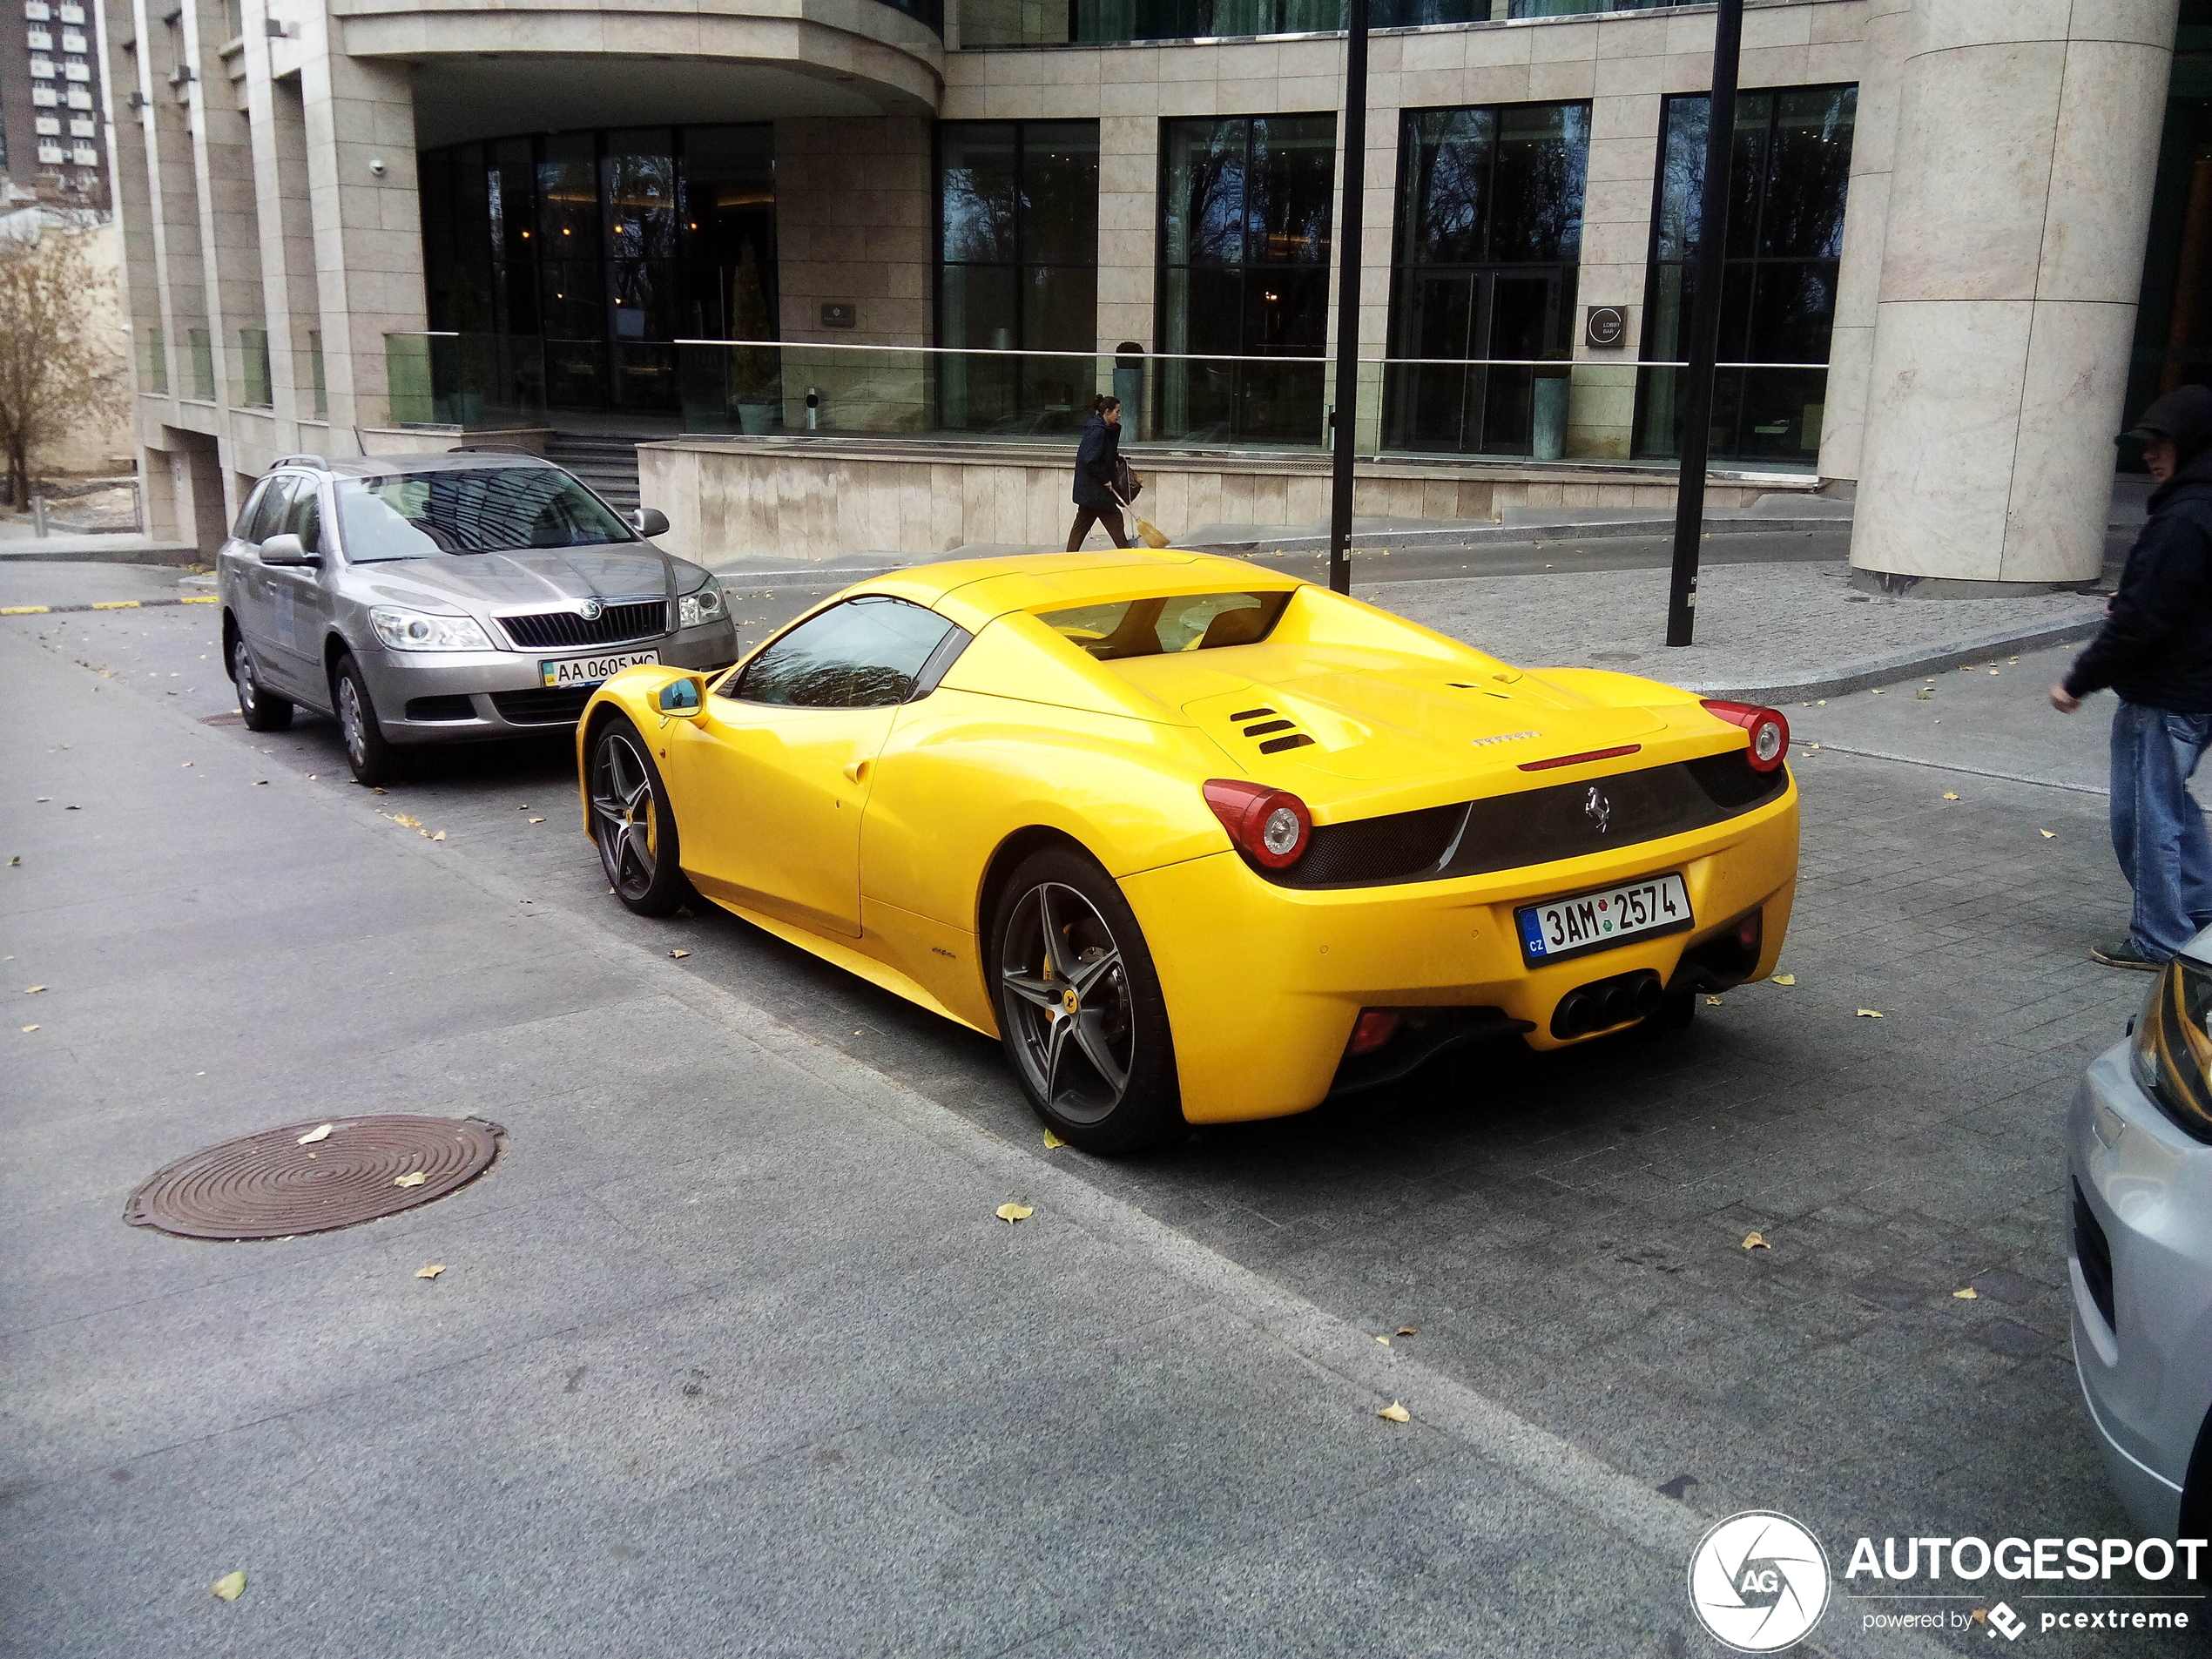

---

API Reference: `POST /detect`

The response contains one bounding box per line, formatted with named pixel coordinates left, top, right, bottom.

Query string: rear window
left=1039, top=590, right=1291, bottom=660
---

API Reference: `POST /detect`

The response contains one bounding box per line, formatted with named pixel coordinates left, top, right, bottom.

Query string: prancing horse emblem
left=1583, top=786, right=1612, bottom=835
left=581, top=597, right=604, bottom=622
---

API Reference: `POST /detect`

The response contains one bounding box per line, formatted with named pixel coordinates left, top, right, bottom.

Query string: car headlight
left=678, top=582, right=726, bottom=630
left=2131, top=956, right=2212, bottom=1143
left=368, top=606, right=494, bottom=652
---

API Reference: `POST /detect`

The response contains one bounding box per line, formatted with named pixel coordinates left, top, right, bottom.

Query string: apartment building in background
left=98, top=0, right=2212, bottom=585
left=3, top=0, right=108, bottom=206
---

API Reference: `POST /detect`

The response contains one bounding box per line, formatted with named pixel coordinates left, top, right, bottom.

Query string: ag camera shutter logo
left=1689, top=1511, right=1831, bottom=1651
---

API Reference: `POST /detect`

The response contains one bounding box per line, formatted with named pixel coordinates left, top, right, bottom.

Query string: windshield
left=1039, top=590, right=1292, bottom=660
left=333, top=468, right=635, bottom=562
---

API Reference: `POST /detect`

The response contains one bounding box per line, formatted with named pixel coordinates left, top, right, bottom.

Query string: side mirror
left=655, top=675, right=705, bottom=718
left=631, top=507, right=670, bottom=539
left=259, top=532, right=318, bottom=566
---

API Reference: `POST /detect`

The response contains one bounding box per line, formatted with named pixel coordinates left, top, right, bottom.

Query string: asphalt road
left=3, top=576, right=2198, bottom=1657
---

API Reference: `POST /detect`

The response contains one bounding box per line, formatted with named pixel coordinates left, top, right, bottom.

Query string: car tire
left=333, top=652, right=403, bottom=787
left=588, top=716, right=692, bottom=917
left=988, top=845, right=1181, bottom=1155
left=230, top=631, right=293, bottom=732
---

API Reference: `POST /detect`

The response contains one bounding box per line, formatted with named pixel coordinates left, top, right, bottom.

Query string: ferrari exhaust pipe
left=1554, top=989, right=1594, bottom=1037
left=1632, top=975, right=1663, bottom=1019
left=1551, top=970, right=1665, bottom=1039
left=1597, top=981, right=1635, bottom=1028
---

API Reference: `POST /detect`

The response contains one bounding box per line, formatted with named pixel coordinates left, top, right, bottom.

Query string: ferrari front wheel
left=590, top=716, right=691, bottom=917
left=989, top=846, right=1181, bottom=1155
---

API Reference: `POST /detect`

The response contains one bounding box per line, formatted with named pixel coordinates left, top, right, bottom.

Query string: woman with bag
left=1066, top=395, right=1132, bottom=551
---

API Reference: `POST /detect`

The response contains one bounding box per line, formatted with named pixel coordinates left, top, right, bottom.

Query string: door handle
left=841, top=759, right=868, bottom=784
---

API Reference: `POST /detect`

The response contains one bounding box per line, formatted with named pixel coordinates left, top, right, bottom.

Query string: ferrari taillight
left=1700, top=699, right=1790, bottom=773
left=1204, top=779, right=1312, bottom=869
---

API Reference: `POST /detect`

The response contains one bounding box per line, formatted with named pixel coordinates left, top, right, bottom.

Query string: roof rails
left=272, top=453, right=328, bottom=469
left=447, top=444, right=543, bottom=457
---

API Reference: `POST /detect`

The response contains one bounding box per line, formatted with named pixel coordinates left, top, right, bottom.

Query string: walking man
left=2052, top=384, right=2212, bottom=969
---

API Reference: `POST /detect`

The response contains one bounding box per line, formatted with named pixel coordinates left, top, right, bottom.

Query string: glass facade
left=961, top=0, right=1687, bottom=48
left=1386, top=101, right=1588, bottom=455
left=1635, top=85, right=1856, bottom=464
left=2124, top=1, right=2212, bottom=449
left=935, top=121, right=1101, bottom=433
left=419, top=125, right=777, bottom=414
left=1156, top=114, right=1335, bottom=444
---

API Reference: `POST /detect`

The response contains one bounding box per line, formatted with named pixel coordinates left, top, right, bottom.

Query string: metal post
left=1664, top=0, right=1744, bottom=647
left=31, top=495, right=49, bottom=537
left=1326, top=0, right=1370, bottom=597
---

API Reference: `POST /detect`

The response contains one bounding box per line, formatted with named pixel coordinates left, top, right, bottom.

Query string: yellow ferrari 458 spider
left=578, top=550, right=1797, bottom=1151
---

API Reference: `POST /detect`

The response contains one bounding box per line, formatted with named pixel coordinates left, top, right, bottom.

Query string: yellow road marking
left=91, top=601, right=141, bottom=610
left=0, top=605, right=50, bottom=615
left=180, top=595, right=218, bottom=604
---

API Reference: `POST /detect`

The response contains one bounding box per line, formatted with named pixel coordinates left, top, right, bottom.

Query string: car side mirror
left=260, top=532, right=318, bottom=566
left=655, top=675, right=705, bottom=718
left=631, top=507, right=670, bottom=538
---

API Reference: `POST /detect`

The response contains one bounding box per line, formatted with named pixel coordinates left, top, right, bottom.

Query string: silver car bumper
left=354, top=621, right=738, bottom=745
left=2068, top=1041, right=2212, bottom=1536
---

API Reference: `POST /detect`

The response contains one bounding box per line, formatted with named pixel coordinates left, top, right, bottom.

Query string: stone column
left=1097, top=113, right=1157, bottom=432
left=1851, top=1, right=2178, bottom=589
left=1816, top=0, right=1908, bottom=482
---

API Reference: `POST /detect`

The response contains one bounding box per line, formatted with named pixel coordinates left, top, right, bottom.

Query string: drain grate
left=124, top=1115, right=505, bottom=1240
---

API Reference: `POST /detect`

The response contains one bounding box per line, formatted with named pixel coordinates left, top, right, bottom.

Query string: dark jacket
left=2066, top=387, right=2212, bottom=712
left=1073, top=415, right=1121, bottom=509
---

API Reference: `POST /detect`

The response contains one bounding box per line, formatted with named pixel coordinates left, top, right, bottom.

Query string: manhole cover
left=124, top=1115, right=505, bottom=1240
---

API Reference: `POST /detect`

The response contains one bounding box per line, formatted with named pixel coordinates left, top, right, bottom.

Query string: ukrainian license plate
left=1516, top=873, right=1692, bottom=967
left=540, top=650, right=658, bottom=690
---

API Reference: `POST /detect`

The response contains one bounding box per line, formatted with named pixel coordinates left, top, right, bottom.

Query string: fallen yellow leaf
left=1942, top=792, right=1959, bottom=801
left=1703, top=995, right=1723, bottom=1007
left=394, top=1171, right=428, bottom=1189
left=430, top=831, right=446, bottom=841
left=415, top=1264, right=445, bottom=1279
left=21, top=1024, right=38, bottom=1033
left=211, top=1570, right=246, bottom=1602
left=995, top=1202, right=1033, bottom=1224
left=2039, top=830, right=2054, bottom=840
left=391, top=813, right=421, bottom=829
left=1806, top=744, right=1821, bottom=752
left=297, top=1123, right=333, bottom=1145
left=1377, top=1401, right=1411, bottom=1423
left=1857, top=1008, right=1884, bottom=1019
left=669, top=949, right=691, bottom=959
left=1396, top=1325, right=1417, bottom=1337
left=528, top=817, right=546, bottom=824
left=1916, top=689, right=1933, bottom=699
left=1770, top=974, right=1796, bottom=986
left=23, top=985, right=44, bottom=995
left=1743, top=1231, right=1770, bottom=1250
left=1953, top=1287, right=1979, bottom=1300
left=1374, top=1335, right=1390, bottom=1345
left=1042, top=1129, right=1066, bottom=1149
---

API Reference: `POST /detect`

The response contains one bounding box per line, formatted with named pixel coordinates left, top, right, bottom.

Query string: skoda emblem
left=580, top=597, right=604, bottom=622
left=1583, top=786, right=1613, bottom=835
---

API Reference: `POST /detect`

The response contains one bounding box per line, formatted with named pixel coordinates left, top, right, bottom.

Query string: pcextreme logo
left=1688, top=1511, right=1831, bottom=1652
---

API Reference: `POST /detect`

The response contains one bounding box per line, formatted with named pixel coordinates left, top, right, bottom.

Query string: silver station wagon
left=217, top=450, right=737, bottom=785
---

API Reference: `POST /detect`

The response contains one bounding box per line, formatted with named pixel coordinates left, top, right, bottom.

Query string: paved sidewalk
left=0, top=625, right=1959, bottom=1657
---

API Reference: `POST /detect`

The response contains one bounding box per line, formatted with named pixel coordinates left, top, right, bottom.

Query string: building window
left=24, top=1, right=52, bottom=17
left=418, top=125, right=776, bottom=414
left=965, top=0, right=1486, bottom=49
left=36, top=116, right=60, bottom=135
left=934, top=120, right=1099, bottom=434
left=1635, top=84, right=1856, bottom=464
left=30, top=55, right=54, bottom=76
left=1385, top=101, right=1588, bottom=455
left=1157, top=113, right=1334, bottom=445
left=60, top=29, right=84, bottom=49
left=26, top=25, right=51, bottom=46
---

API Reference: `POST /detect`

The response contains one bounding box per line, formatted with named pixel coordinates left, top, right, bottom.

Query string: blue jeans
left=2110, top=700, right=2212, bottom=958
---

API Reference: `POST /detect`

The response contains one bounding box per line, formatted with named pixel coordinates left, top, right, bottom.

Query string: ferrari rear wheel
left=590, top=716, right=691, bottom=917
left=990, top=846, right=1180, bottom=1154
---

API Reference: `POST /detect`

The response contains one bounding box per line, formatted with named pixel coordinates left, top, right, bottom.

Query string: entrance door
left=1388, top=269, right=1563, bottom=454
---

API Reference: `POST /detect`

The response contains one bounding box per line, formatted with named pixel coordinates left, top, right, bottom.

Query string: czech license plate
left=540, top=649, right=658, bottom=690
left=1516, top=873, right=1692, bottom=966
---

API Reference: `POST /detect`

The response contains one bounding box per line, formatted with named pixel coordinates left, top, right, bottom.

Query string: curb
left=1685, top=616, right=2103, bottom=704
left=0, top=542, right=204, bottom=568
left=0, top=596, right=219, bottom=617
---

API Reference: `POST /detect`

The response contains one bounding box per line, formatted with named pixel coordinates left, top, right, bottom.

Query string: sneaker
left=2092, top=939, right=2166, bottom=972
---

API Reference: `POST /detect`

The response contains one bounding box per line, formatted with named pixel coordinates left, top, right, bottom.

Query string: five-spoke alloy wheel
left=230, top=631, right=293, bottom=732
left=990, top=846, right=1179, bottom=1153
left=590, top=716, right=691, bottom=916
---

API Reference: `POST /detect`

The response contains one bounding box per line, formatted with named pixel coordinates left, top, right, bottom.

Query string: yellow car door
left=676, top=596, right=967, bottom=939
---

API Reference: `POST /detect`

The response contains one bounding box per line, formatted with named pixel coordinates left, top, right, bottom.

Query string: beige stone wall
left=640, top=435, right=1785, bottom=564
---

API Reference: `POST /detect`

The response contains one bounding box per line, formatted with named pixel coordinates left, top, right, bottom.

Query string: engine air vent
left=1258, top=734, right=1315, bottom=754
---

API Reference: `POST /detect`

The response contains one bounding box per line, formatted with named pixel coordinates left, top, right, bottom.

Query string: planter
left=1532, top=377, right=1569, bottom=462
left=736, top=401, right=777, bottom=435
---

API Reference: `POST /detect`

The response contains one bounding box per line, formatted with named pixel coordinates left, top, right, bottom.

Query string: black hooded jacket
left=2065, top=385, right=2212, bottom=711
left=1073, top=414, right=1121, bottom=509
